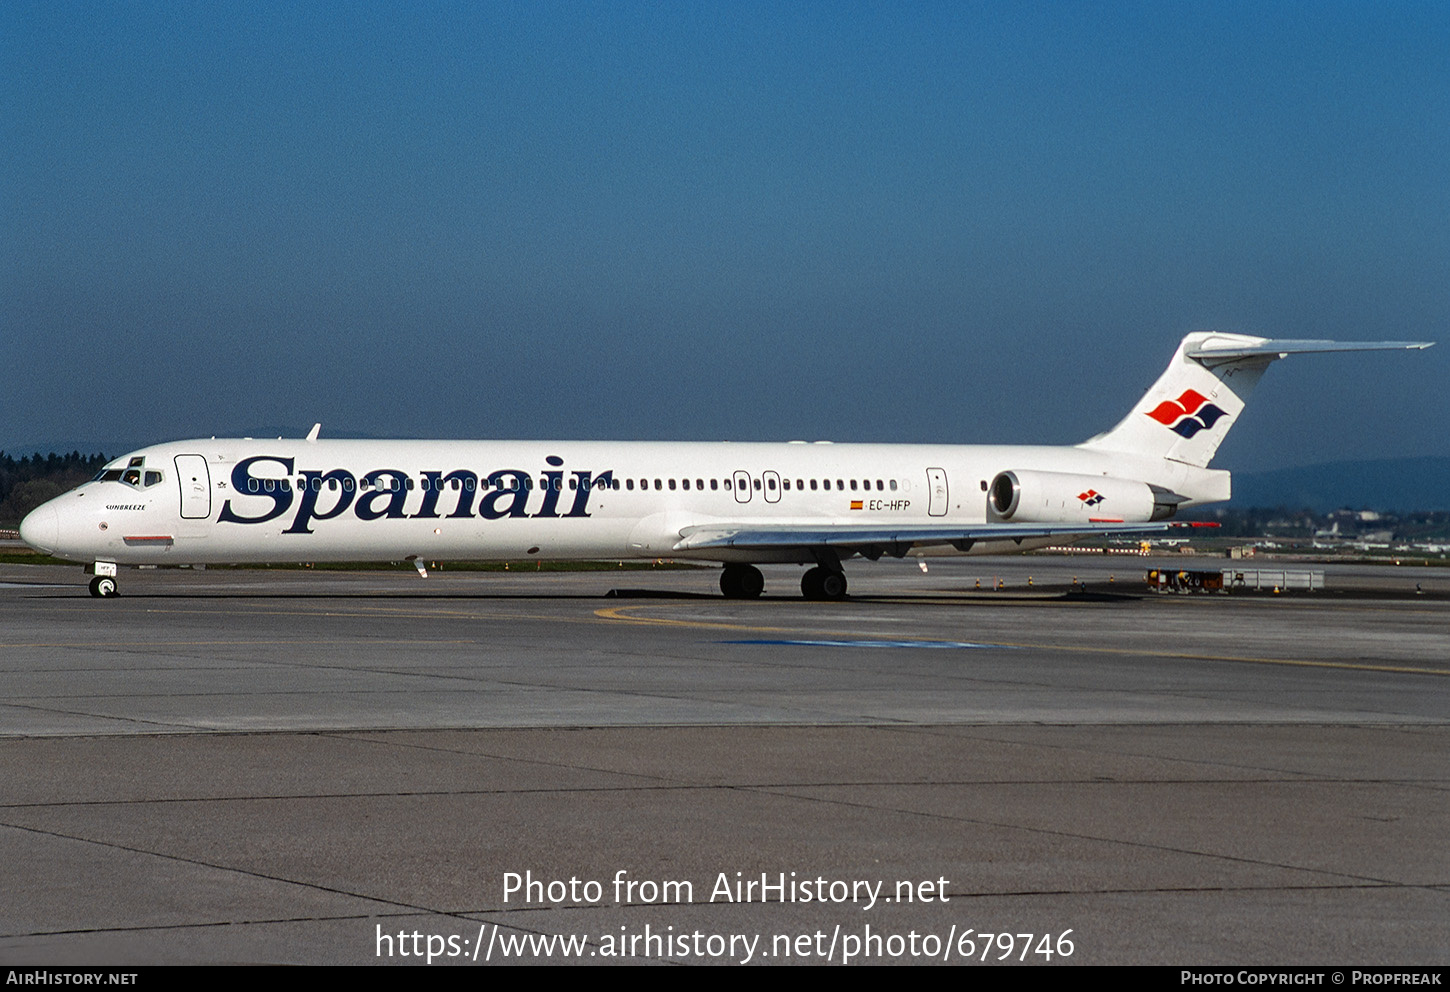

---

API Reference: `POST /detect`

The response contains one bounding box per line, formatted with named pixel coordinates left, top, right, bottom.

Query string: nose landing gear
left=87, top=562, right=119, bottom=598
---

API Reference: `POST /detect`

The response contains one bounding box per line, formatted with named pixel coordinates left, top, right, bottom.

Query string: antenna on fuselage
left=305, top=423, right=321, bottom=442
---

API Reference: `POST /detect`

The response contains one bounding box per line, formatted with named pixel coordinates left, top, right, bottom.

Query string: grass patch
left=0, top=551, right=73, bottom=566
left=214, top=560, right=704, bottom=572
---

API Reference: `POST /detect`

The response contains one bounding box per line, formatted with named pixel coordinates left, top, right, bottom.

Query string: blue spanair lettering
left=438, top=470, right=479, bottom=518
left=412, top=470, right=480, bottom=519
left=357, top=470, right=411, bottom=520
left=480, top=470, right=531, bottom=519
left=413, top=471, right=446, bottom=519
left=220, top=461, right=613, bottom=530
left=218, top=456, right=296, bottom=525
left=565, top=470, right=606, bottom=517
left=283, top=470, right=357, bottom=534
left=535, top=455, right=566, bottom=518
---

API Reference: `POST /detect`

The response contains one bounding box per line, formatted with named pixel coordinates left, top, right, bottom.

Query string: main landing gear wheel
left=801, top=566, right=847, bottom=601
left=88, top=576, right=118, bottom=598
left=720, top=564, right=765, bottom=599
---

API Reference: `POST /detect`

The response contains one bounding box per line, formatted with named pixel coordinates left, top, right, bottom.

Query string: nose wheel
left=88, top=576, right=119, bottom=598
left=801, top=566, right=847, bottom=601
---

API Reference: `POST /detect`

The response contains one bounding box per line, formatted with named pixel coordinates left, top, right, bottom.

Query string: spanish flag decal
left=850, top=500, right=864, bottom=510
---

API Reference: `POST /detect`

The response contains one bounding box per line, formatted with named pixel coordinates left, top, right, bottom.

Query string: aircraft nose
left=19, top=504, right=59, bottom=553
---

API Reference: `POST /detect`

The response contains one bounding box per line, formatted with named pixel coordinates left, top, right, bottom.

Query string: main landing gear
left=719, top=564, right=850, bottom=601
left=719, top=564, right=765, bottom=599
left=800, top=566, right=847, bottom=601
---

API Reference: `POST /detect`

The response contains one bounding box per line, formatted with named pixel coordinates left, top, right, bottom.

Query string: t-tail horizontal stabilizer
left=1186, top=338, right=1434, bottom=362
left=1079, top=332, right=1434, bottom=469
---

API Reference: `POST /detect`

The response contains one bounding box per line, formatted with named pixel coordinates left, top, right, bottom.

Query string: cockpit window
left=96, top=466, right=164, bottom=490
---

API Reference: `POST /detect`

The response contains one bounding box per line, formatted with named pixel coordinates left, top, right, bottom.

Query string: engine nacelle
left=987, top=470, right=1182, bottom=523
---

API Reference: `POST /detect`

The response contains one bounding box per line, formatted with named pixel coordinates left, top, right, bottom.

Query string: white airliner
left=18, top=332, right=1431, bottom=599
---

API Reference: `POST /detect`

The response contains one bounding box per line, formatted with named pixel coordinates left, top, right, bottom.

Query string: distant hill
left=1230, top=457, right=1450, bottom=512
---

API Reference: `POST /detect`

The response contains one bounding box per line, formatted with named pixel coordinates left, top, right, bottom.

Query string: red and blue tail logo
left=1145, top=389, right=1228, bottom=438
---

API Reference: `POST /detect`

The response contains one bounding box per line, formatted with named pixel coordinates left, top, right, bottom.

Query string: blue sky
left=3, top=1, right=1446, bottom=471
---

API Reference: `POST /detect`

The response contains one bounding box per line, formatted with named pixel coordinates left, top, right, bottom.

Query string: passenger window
left=836, top=479, right=844, bottom=490
left=681, top=478, right=690, bottom=490
left=711, top=479, right=718, bottom=491
left=890, top=480, right=897, bottom=491
left=766, top=477, right=776, bottom=490
left=782, top=479, right=790, bottom=490
left=626, top=479, right=634, bottom=491
left=668, top=479, right=677, bottom=490
left=810, top=479, right=818, bottom=491
left=753, top=478, right=762, bottom=491
left=696, top=478, right=704, bottom=490
left=654, top=479, right=662, bottom=490
left=724, top=479, right=731, bottom=490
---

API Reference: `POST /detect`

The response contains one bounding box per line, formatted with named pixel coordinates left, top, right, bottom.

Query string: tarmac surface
left=1, top=555, right=1447, bottom=965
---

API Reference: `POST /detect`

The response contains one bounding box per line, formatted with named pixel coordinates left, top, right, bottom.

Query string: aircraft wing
left=674, top=520, right=1175, bottom=556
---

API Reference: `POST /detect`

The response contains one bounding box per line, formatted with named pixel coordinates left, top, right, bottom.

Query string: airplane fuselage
left=19, top=332, right=1429, bottom=599
left=22, top=437, right=1226, bottom=568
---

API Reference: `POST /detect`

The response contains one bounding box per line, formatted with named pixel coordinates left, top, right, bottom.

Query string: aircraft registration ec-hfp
left=19, top=332, right=1433, bottom=600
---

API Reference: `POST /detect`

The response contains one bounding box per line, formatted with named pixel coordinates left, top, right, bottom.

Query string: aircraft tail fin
left=1078, top=333, right=1433, bottom=468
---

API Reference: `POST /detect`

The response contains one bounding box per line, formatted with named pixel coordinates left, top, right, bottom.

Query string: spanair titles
left=216, top=455, right=614, bottom=533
